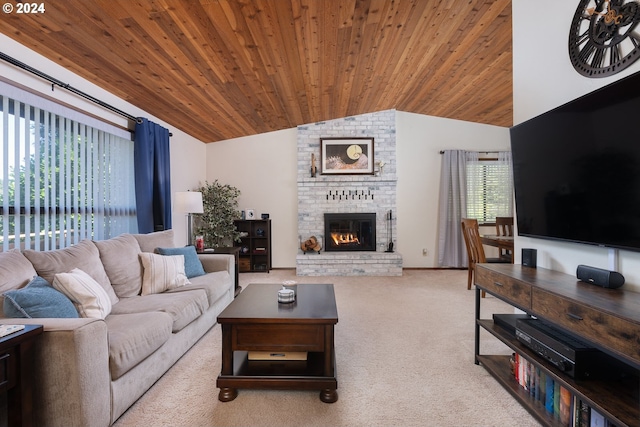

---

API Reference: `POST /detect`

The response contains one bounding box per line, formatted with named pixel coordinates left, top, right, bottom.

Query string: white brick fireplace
left=296, top=110, right=402, bottom=276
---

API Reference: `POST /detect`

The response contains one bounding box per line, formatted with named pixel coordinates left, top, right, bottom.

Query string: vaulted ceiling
left=0, top=0, right=512, bottom=143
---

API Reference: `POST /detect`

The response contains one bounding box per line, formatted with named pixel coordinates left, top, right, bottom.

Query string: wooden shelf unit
left=234, top=219, right=271, bottom=273
left=0, top=324, right=44, bottom=427
left=474, top=264, right=640, bottom=427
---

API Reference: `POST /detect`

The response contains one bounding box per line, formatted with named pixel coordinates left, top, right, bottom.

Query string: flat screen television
left=510, top=71, right=640, bottom=252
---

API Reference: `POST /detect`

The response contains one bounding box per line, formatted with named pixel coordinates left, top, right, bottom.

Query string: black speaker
left=522, top=248, right=537, bottom=268
left=576, top=265, right=625, bottom=289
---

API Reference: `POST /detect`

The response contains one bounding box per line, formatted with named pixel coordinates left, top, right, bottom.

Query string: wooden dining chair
left=495, top=216, right=514, bottom=262
left=461, top=218, right=509, bottom=297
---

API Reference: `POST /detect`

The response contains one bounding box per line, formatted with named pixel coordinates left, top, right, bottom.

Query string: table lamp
left=174, top=191, right=204, bottom=246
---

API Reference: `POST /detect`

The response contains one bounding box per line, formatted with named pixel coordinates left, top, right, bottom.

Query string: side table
left=0, top=324, right=43, bottom=427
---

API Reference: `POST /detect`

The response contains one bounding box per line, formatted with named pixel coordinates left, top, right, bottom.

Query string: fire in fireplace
left=324, top=213, right=376, bottom=251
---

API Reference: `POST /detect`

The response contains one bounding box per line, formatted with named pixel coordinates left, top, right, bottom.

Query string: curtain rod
left=0, top=51, right=172, bottom=136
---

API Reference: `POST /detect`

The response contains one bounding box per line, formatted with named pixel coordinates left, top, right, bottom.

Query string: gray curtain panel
left=437, top=150, right=470, bottom=268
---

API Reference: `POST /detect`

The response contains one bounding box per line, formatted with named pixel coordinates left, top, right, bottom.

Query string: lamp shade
left=174, top=191, right=204, bottom=214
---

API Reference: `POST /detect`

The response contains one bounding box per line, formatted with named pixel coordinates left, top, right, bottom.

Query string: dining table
left=480, top=234, right=514, bottom=263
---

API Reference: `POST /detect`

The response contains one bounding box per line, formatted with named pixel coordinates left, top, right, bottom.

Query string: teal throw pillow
left=156, top=246, right=206, bottom=278
left=4, top=276, right=79, bottom=318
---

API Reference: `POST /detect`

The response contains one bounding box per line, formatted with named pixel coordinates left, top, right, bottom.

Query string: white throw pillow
left=139, top=253, right=190, bottom=296
left=53, top=268, right=113, bottom=319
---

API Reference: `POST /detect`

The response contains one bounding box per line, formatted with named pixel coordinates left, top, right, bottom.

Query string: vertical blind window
left=466, top=152, right=513, bottom=223
left=0, top=94, right=136, bottom=251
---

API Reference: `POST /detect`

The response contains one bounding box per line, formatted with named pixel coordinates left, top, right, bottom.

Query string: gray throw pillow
left=156, top=246, right=206, bottom=278
left=94, top=234, right=143, bottom=298
left=0, top=249, right=37, bottom=294
left=23, top=239, right=119, bottom=305
left=133, top=229, right=174, bottom=253
left=4, top=276, right=79, bottom=318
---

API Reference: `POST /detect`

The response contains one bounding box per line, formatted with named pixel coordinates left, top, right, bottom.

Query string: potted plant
left=194, top=180, right=242, bottom=248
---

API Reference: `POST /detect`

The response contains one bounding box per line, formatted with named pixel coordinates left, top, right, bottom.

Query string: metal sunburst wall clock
left=569, top=0, right=640, bottom=77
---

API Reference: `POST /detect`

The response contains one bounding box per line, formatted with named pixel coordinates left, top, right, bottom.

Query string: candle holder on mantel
left=310, top=153, right=317, bottom=177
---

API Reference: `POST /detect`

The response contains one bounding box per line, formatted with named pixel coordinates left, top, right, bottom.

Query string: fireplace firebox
left=324, top=213, right=376, bottom=251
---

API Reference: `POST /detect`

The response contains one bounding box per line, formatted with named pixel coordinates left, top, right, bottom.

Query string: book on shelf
left=560, top=385, right=572, bottom=426
left=554, top=381, right=561, bottom=421
left=589, top=409, right=606, bottom=427
left=545, top=375, right=555, bottom=415
left=510, top=351, right=619, bottom=427
left=573, top=396, right=590, bottom=427
left=538, top=367, right=546, bottom=404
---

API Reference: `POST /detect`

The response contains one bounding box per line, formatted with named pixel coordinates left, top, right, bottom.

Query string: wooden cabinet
left=475, top=263, right=640, bottom=427
left=0, top=324, right=43, bottom=427
left=234, top=219, right=271, bottom=273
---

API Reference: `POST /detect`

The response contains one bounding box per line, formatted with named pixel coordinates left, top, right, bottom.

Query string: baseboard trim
left=269, top=267, right=466, bottom=271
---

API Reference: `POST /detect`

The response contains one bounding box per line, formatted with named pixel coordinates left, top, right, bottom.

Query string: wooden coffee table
left=216, top=283, right=338, bottom=403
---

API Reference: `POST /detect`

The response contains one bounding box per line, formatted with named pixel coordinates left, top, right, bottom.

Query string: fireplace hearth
left=324, top=213, right=376, bottom=251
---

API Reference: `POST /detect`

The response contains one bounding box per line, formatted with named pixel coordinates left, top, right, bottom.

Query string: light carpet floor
left=113, top=269, right=542, bottom=427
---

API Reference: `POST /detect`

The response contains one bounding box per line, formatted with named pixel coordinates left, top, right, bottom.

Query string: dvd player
left=493, top=313, right=531, bottom=334
left=515, top=318, right=621, bottom=380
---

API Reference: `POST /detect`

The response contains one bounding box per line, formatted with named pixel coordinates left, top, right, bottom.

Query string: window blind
left=466, top=152, right=513, bottom=223
left=0, top=87, right=136, bottom=251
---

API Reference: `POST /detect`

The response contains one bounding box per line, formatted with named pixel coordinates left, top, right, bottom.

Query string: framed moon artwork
left=320, top=137, right=375, bottom=175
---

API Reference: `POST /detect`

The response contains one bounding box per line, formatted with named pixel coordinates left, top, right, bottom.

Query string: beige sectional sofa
left=0, top=230, right=235, bottom=427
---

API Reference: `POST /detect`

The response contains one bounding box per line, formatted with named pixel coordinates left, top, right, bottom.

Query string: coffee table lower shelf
left=217, top=351, right=337, bottom=403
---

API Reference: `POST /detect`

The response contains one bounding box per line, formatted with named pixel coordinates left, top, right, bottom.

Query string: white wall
left=205, top=129, right=298, bottom=268
left=396, top=112, right=510, bottom=266
left=513, top=1, right=640, bottom=292
left=0, top=34, right=207, bottom=247
left=206, top=112, right=510, bottom=268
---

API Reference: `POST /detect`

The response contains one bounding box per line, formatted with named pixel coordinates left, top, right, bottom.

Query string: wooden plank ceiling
left=0, top=0, right=512, bottom=143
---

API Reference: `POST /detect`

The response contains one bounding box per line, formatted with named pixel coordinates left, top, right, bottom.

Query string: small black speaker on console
left=522, top=248, right=537, bottom=268
left=576, top=265, right=625, bottom=289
